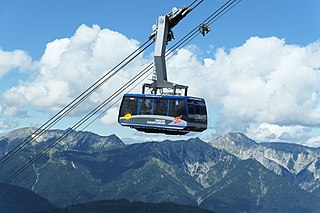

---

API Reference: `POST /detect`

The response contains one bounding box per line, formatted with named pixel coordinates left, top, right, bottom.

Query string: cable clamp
left=198, top=23, right=211, bottom=36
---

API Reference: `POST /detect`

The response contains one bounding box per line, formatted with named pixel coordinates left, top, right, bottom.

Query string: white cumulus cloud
left=0, top=49, right=34, bottom=78
left=2, top=23, right=320, bottom=145
left=246, top=123, right=313, bottom=143
left=100, top=107, right=119, bottom=125
left=305, top=136, right=320, bottom=147
left=1, top=24, right=145, bottom=114
left=167, top=37, right=320, bottom=144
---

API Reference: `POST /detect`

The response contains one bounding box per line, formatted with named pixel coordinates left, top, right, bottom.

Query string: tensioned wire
left=0, top=0, right=241, bottom=191
left=0, top=0, right=206, bottom=171
left=0, top=0, right=207, bottom=190
left=66, top=0, right=243, bottom=150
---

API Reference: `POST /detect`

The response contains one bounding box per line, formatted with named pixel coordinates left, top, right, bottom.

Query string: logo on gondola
left=124, top=113, right=132, bottom=121
left=174, top=115, right=182, bottom=125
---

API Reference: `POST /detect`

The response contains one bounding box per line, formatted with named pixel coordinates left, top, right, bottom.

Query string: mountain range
left=0, top=128, right=320, bottom=212
left=211, top=132, right=320, bottom=194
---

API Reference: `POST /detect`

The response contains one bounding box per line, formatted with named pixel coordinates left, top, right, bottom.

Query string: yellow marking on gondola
left=124, top=113, right=132, bottom=121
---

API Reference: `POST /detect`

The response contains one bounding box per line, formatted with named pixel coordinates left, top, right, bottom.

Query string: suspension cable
left=86, top=0, right=243, bottom=131
left=207, top=0, right=242, bottom=25
left=80, top=0, right=244, bottom=132
left=0, top=0, right=242, bottom=190
left=0, top=0, right=206, bottom=170
left=190, top=0, right=204, bottom=10
left=0, top=0, right=209, bottom=168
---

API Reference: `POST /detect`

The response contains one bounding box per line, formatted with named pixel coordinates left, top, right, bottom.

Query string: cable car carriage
left=118, top=5, right=208, bottom=135
left=119, top=94, right=207, bottom=135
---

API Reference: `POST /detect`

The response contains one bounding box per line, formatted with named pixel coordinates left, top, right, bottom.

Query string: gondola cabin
left=118, top=94, right=207, bottom=135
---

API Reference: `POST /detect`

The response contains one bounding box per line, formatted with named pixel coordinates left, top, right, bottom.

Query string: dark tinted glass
left=154, top=99, right=168, bottom=116
left=169, top=99, right=186, bottom=117
left=120, top=96, right=138, bottom=116
left=201, top=106, right=207, bottom=115
left=187, top=99, right=207, bottom=123
left=139, top=98, right=153, bottom=115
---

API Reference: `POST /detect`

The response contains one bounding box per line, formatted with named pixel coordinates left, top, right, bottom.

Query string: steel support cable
left=12, top=27, right=201, bottom=187
left=189, top=0, right=200, bottom=8
left=0, top=0, right=241, bottom=190
left=71, top=0, right=243, bottom=137
left=168, top=0, right=242, bottom=59
left=190, top=0, right=204, bottom=10
left=207, top=0, right=242, bottom=26
left=19, top=0, right=242, bottom=169
left=95, top=0, right=243, bottom=118
left=0, top=0, right=205, bottom=171
left=0, top=0, right=204, bottom=169
left=0, top=38, right=154, bottom=169
left=201, top=0, right=237, bottom=24
left=206, top=0, right=241, bottom=25
left=77, top=1, right=243, bottom=156
left=165, top=0, right=238, bottom=60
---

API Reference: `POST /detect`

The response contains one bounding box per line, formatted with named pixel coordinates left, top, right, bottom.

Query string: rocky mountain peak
left=0, top=127, right=125, bottom=155
left=6, top=127, right=37, bottom=140
left=209, top=132, right=256, bottom=152
left=209, top=132, right=320, bottom=193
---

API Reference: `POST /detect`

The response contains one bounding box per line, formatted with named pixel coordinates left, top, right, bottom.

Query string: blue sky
left=1, top=0, right=319, bottom=56
left=1, top=0, right=320, bottom=145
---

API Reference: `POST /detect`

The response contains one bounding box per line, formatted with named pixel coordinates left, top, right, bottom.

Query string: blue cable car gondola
left=118, top=94, right=207, bottom=135
left=118, top=6, right=208, bottom=135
